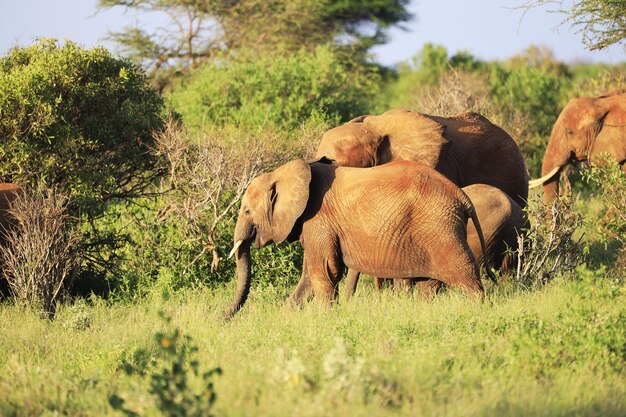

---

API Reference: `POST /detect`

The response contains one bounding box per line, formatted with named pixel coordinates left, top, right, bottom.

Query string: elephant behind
left=530, top=90, right=626, bottom=203
left=227, top=159, right=496, bottom=318
left=315, top=109, right=529, bottom=209
left=464, top=184, right=527, bottom=271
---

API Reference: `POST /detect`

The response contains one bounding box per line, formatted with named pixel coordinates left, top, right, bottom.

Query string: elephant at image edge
left=315, top=109, right=529, bottom=209
left=530, top=90, right=626, bottom=203
left=344, top=183, right=528, bottom=298
left=226, top=159, right=496, bottom=318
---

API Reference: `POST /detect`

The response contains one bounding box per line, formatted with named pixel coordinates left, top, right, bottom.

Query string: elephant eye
left=566, top=128, right=574, bottom=135
left=244, top=207, right=250, bottom=215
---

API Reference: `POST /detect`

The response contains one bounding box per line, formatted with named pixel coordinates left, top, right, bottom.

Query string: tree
left=0, top=39, right=164, bottom=217
left=98, top=0, right=412, bottom=85
left=521, top=0, right=626, bottom=51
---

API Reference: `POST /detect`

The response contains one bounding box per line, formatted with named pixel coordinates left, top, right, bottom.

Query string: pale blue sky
left=1, top=0, right=624, bottom=66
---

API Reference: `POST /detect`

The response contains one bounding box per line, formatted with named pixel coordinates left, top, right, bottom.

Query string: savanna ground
left=0, top=188, right=625, bottom=417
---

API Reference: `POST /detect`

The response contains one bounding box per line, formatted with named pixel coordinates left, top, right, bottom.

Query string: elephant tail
left=463, top=197, right=498, bottom=284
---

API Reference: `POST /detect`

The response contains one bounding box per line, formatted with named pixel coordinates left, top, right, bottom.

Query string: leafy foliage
left=109, top=302, right=222, bottom=417
left=581, top=154, right=626, bottom=270
left=99, top=0, right=411, bottom=85
left=170, top=46, right=381, bottom=131
left=0, top=39, right=164, bottom=217
left=521, top=0, right=626, bottom=51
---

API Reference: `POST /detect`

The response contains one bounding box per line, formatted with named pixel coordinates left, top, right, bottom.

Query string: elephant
left=315, top=109, right=529, bottom=209
left=529, top=90, right=626, bottom=203
left=226, top=158, right=496, bottom=318
left=343, top=183, right=528, bottom=298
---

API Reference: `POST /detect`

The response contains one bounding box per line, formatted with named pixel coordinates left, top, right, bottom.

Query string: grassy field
left=1, top=270, right=624, bottom=417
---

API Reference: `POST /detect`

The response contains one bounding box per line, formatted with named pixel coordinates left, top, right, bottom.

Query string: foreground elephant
left=316, top=109, right=529, bottom=208
left=344, top=184, right=527, bottom=298
left=226, top=159, right=496, bottom=318
left=530, top=90, right=626, bottom=203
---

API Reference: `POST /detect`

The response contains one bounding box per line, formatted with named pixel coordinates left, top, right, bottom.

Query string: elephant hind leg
left=344, top=269, right=360, bottom=300
left=414, top=279, right=443, bottom=300
left=433, top=255, right=485, bottom=302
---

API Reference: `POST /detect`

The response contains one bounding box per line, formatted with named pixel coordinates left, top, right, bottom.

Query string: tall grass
left=1, top=274, right=624, bottom=416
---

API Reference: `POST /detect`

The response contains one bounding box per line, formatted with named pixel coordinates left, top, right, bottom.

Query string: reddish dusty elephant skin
left=345, top=184, right=528, bottom=298
left=532, top=90, right=626, bottom=203
left=463, top=184, right=528, bottom=271
left=226, top=159, right=496, bottom=318
left=316, top=109, right=529, bottom=209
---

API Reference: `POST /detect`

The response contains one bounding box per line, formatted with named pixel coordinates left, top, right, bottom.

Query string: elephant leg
left=393, top=278, right=412, bottom=293
left=414, top=279, right=443, bottom=300
left=344, top=269, right=361, bottom=300
left=433, top=251, right=485, bottom=301
left=288, top=258, right=314, bottom=307
left=373, top=277, right=383, bottom=290
left=307, top=256, right=344, bottom=305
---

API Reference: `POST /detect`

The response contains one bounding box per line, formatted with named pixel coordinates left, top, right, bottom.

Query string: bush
left=581, top=155, right=626, bottom=271
left=0, top=38, right=164, bottom=216
left=513, top=197, right=585, bottom=287
left=169, top=46, right=381, bottom=131
left=0, top=188, right=80, bottom=318
left=488, top=65, right=571, bottom=176
left=489, top=65, right=568, bottom=137
left=110, top=300, right=222, bottom=417
left=95, top=120, right=310, bottom=297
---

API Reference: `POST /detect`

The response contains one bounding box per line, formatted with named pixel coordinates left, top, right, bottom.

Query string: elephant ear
left=365, top=109, right=447, bottom=168
left=269, top=159, right=312, bottom=244
left=347, top=115, right=369, bottom=124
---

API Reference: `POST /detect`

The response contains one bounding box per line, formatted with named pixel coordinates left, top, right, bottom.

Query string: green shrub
left=489, top=65, right=571, bottom=175
left=581, top=155, right=626, bottom=272
left=0, top=38, right=164, bottom=216
left=489, top=65, right=568, bottom=138
left=95, top=197, right=303, bottom=298
left=110, top=301, right=222, bottom=417
left=169, top=46, right=381, bottom=131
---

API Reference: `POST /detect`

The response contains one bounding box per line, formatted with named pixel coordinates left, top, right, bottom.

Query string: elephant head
left=226, top=159, right=311, bottom=318
left=530, top=90, right=626, bottom=203
left=316, top=109, right=447, bottom=169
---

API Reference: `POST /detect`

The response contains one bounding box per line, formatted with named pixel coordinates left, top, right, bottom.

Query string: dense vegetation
left=0, top=1, right=625, bottom=414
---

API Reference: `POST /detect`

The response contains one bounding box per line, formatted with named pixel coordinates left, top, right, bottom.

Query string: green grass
left=1, top=273, right=624, bottom=417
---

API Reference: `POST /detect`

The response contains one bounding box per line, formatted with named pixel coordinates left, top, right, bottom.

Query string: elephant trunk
left=225, top=240, right=252, bottom=320
left=225, top=216, right=256, bottom=320
left=541, top=124, right=571, bottom=204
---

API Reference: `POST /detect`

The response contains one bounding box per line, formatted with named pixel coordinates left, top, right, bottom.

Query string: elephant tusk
left=229, top=240, right=243, bottom=259
left=529, top=166, right=561, bottom=188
